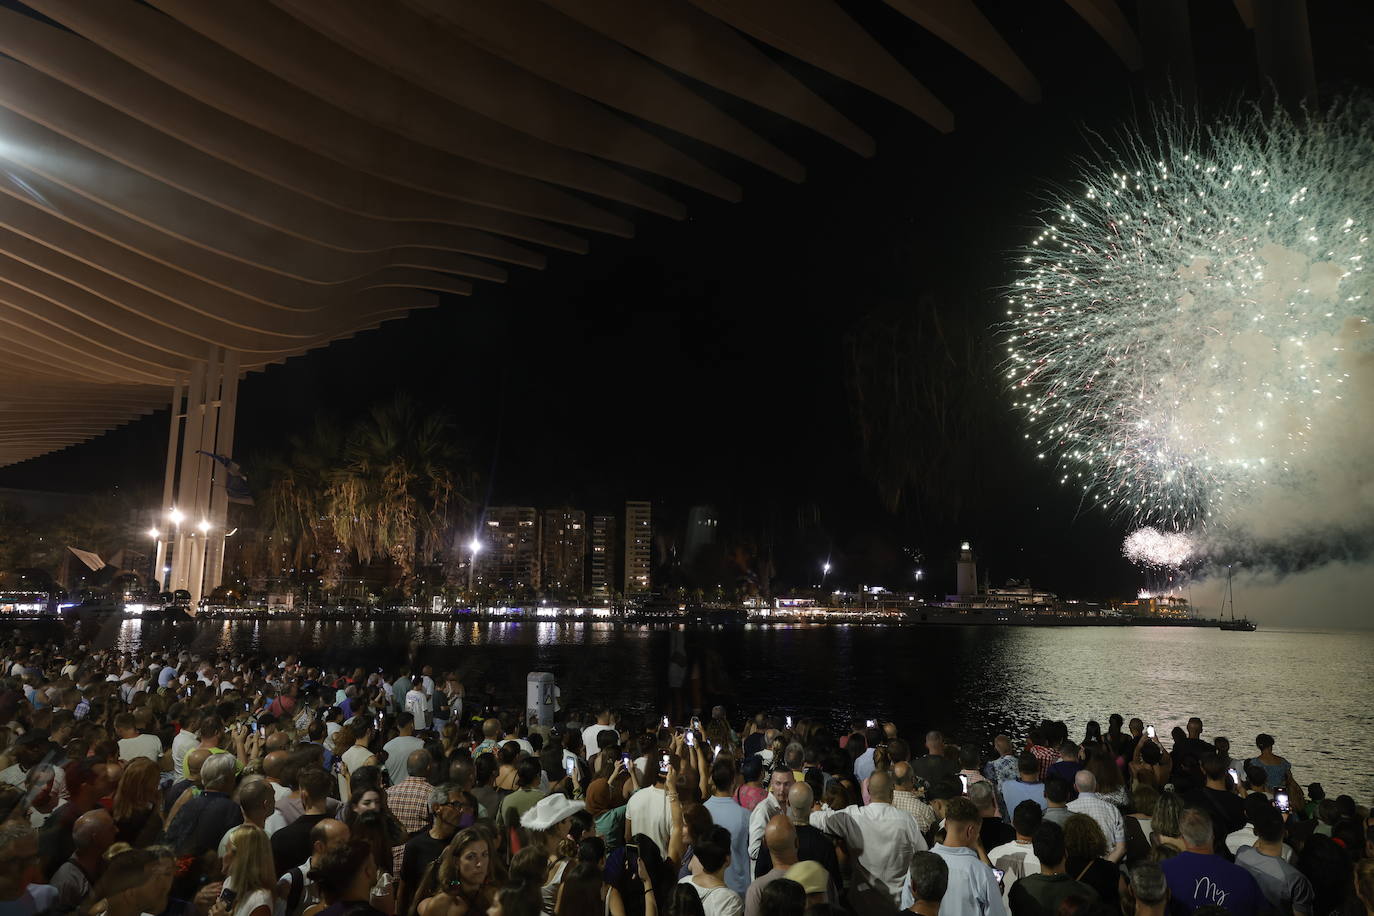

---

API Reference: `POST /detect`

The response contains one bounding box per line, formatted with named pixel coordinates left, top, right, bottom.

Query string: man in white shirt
left=809, top=770, right=927, bottom=906
left=928, top=797, right=1009, bottom=916
left=1066, top=771, right=1126, bottom=862
left=748, top=766, right=795, bottom=862
left=1226, top=793, right=1296, bottom=862
left=383, top=714, right=426, bottom=788
left=171, top=711, right=202, bottom=778
left=626, top=761, right=672, bottom=856
left=405, top=684, right=430, bottom=730
left=581, top=707, right=617, bottom=763
left=114, top=713, right=162, bottom=763
left=986, top=801, right=1044, bottom=903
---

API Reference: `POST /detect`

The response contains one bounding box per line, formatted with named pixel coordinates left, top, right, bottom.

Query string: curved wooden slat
left=25, top=0, right=636, bottom=238
left=149, top=0, right=687, bottom=221
left=688, top=0, right=954, bottom=132
left=544, top=0, right=874, bottom=157
left=270, top=0, right=741, bottom=201
left=0, top=107, right=508, bottom=287
left=0, top=7, right=580, bottom=256
left=0, top=58, right=544, bottom=270
left=0, top=223, right=419, bottom=354
left=0, top=300, right=185, bottom=382
left=0, top=177, right=456, bottom=348
left=881, top=0, right=1041, bottom=102
left=402, top=0, right=806, bottom=182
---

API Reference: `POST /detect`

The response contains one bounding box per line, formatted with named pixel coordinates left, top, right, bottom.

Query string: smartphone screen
left=959, top=774, right=969, bottom=792
left=659, top=753, right=670, bottom=773
left=1275, top=791, right=1290, bottom=813
left=685, top=731, right=695, bottom=748
left=866, top=718, right=876, bottom=728
left=661, top=715, right=669, bottom=728
left=250, top=720, right=258, bottom=734
left=785, top=715, right=793, bottom=729
left=621, top=752, right=631, bottom=767
left=565, top=758, right=576, bottom=776
left=992, top=868, right=1005, bottom=885
left=625, top=844, right=638, bottom=876
left=1146, top=725, right=1155, bottom=739
left=1227, top=768, right=1239, bottom=784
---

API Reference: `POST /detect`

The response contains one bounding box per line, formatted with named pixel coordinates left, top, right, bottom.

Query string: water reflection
left=95, top=618, right=1374, bottom=799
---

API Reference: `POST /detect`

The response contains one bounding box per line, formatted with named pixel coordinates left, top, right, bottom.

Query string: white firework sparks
left=1005, top=103, right=1374, bottom=530
left=1123, top=526, right=1194, bottom=568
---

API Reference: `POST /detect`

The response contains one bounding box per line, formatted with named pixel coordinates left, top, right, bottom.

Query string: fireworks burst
left=1123, top=526, right=1194, bottom=568
left=1005, top=102, right=1374, bottom=530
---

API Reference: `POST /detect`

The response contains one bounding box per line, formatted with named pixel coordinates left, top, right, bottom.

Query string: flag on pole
left=196, top=451, right=254, bottom=504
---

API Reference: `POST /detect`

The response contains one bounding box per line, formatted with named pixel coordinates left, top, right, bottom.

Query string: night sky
left=3, top=1, right=1372, bottom=602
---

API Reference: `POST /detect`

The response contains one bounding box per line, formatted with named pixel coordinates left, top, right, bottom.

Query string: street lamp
left=147, top=527, right=160, bottom=539
left=197, top=519, right=211, bottom=534
left=821, top=560, right=832, bottom=589
left=168, top=508, right=184, bottom=525
left=467, top=537, right=482, bottom=598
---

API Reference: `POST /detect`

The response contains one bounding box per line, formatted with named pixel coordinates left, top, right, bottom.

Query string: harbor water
left=83, top=617, right=1374, bottom=800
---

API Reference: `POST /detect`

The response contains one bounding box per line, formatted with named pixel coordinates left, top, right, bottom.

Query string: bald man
left=745, top=815, right=798, bottom=916
left=164, top=746, right=211, bottom=813
left=262, top=751, right=293, bottom=803
left=892, top=761, right=940, bottom=834
left=51, top=808, right=115, bottom=906
left=278, top=818, right=350, bottom=916
left=811, top=770, right=928, bottom=905
left=755, top=782, right=843, bottom=894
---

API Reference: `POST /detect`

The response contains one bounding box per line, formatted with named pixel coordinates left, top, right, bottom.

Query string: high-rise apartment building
left=475, top=506, right=541, bottom=590
left=624, top=500, right=651, bottom=595
left=541, top=508, right=586, bottom=595
left=684, top=505, right=719, bottom=566
left=590, top=515, right=616, bottom=600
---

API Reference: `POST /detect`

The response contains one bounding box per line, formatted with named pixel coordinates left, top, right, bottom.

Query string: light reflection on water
left=103, top=618, right=1374, bottom=799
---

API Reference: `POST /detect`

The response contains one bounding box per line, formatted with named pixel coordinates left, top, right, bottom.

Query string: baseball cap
left=786, top=861, right=828, bottom=895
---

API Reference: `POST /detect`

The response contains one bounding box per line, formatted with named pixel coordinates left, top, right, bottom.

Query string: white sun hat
left=521, top=793, right=586, bottom=831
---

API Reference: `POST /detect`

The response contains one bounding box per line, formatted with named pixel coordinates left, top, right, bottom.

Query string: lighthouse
left=956, top=541, right=978, bottom=598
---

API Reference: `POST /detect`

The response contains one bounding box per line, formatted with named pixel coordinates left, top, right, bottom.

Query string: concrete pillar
left=188, top=346, right=222, bottom=608
left=154, top=376, right=184, bottom=592
left=204, top=349, right=240, bottom=593
left=171, top=358, right=206, bottom=591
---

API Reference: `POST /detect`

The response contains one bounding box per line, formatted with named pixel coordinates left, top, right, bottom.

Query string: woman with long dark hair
left=554, top=838, right=625, bottom=916
left=412, top=827, right=492, bottom=916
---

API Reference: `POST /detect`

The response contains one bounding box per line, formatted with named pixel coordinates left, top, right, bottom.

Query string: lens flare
left=1005, top=103, right=1373, bottom=531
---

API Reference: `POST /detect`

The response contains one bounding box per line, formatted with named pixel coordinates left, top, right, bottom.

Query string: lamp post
left=821, top=560, right=831, bottom=589
left=467, top=537, right=482, bottom=603
left=147, top=527, right=161, bottom=592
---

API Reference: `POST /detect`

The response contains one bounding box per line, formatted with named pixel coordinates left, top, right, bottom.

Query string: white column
left=189, top=346, right=222, bottom=608
left=154, top=377, right=184, bottom=592
left=172, top=358, right=207, bottom=591
left=204, top=349, right=240, bottom=592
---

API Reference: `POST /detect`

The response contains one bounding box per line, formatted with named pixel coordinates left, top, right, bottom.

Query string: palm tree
left=326, top=394, right=475, bottom=590
left=253, top=419, right=343, bottom=580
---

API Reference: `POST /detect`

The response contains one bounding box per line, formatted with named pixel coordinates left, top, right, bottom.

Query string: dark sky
left=3, top=1, right=1371, bottom=600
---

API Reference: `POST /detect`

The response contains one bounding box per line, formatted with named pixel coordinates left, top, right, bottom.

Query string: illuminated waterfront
left=71, top=615, right=1374, bottom=800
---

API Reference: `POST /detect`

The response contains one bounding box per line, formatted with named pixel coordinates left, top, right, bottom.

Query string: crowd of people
left=0, top=637, right=1371, bottom=916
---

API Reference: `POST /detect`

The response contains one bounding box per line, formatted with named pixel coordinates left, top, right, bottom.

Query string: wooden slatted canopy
left=0, top=0, right=1307, bottom=467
